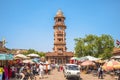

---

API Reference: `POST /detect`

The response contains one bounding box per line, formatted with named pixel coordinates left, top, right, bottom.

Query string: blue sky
left=0, top=0, right=120, bottom=52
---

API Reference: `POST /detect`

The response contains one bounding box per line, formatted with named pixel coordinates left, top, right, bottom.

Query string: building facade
left=45, top=10, right=73, bottom=64
left=112, top=47, right=120, bottom=61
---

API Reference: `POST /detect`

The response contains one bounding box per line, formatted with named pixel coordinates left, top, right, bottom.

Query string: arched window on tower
left=57, top=34, right=63, bottom=37
left=58, top=26, right=62, bottom=30
left=58, top=18, right=62, bottom=22
left=58, top=38, right=63, bottom=42
left=58, top=48, right=63, bottom=53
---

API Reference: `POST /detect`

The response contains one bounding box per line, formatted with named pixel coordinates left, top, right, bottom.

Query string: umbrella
left=79, top=57, right=89, bottom=62
left=102, top=60, right=120, bottom=71
left=85, top=56, right=100, bottom=61
left=81, top=60, right=95, bottom=66
left=32, top=58, right=40, bottom=63
left=14, top=54, right=28, bottom=59
left=114, top=64, right=120, bottom=69
left=113, top=61, right=120, bottom=69
left=111, top=56, right=120, bottom=59
left=70, top=57, right=78, bottom=60
left=79, top=56, right=100, bottom=62
left=27, top=53, right=40, bottom=57
left=23, top=59, right=34, bottom=64
left=96, top=59, right=105, bottom=63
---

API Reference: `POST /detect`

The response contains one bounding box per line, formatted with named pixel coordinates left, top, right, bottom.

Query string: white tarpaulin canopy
left=27, top=53, right=40, bottom=57
left=85, top=56, right=100, bottom=61
left=111, top=56, right=120, bottom=59
left=78, top=56, right=100, bottom=61
left=70, top=57, right=79, bottom=60
left=23, top=59, right=34, bottom=64
left=79, top=57, right=89, bottom=62
left=14, top=54, right=28, bottom=59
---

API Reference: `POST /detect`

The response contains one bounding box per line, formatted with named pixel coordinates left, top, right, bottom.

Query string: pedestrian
left=8, top=65, right=12, bottom=79
left=3, top=65, right=9, bottom=80
left=0, top=65, right=4, bottom=80
left=36, top=64, right=39, bottom=75
left=98, top=66, right=103, bottom=79
left=48, top=64, right=51, bottom=75
left=32, top=64, right=36, bottom=76
left=11, top=65, right=15, bottom=78
left=39, top=63, right=44, bottom=79
left=57, top=64, right=60, bottom=72
left=60, top=64, right=63, bottom=71
left=19, top=65, right=25, bottom=80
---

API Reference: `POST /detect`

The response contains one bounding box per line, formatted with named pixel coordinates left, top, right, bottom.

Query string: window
left=58, top=48, right=63, bottom=53
left=58, top=18, right=61, bottom=22
left=58, top=38, right=63, bottom=41
left=57, top=34, right=63, bottom=36
left=68, top=65, right=79, bottom=70
left=58, top=26, right=62, bottom=30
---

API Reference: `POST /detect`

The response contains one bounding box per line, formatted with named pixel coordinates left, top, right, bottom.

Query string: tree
left=97, top=34, right=114, bottom=59
left=74, top=34, right=114, bottom=59
left=22, top=49, right=45, bottom=57
left=37, top=52, right=45, bottom=57
left=74, top=38, right=85, bottom=57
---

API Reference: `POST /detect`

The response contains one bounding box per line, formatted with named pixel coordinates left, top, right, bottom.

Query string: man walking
left=98, top=66, right=103, bottom=79
left=39, top=63, right=44, bottom=79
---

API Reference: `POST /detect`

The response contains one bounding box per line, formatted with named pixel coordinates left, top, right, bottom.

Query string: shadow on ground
left=67, top=77, right=82, bottom=80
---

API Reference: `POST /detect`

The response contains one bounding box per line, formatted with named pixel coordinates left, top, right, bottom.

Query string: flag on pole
left=116, top=40, right=120, bottom=45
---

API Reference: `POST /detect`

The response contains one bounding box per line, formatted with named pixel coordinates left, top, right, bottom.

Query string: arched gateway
left=45, top=10, right=73, bottom=64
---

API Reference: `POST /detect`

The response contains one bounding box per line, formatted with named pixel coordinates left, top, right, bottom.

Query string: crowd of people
left=0, top=62, right=52, bottom=80
left=78, top=62, right=120, bottom=80
left=0, top=61, right=120, bottom=80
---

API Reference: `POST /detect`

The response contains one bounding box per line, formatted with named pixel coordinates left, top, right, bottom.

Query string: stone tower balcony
left=55, top=22, right=65, bottom=25
left=54, top=42, right=66, bottom=45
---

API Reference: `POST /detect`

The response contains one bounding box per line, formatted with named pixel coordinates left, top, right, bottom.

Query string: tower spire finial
left=56, top=9, right=64, bottom=17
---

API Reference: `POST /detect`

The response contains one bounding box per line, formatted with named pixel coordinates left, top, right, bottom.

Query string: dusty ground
left=34, top=69, right=116, bottom=80
left=10, top=69, right=117, bottom=80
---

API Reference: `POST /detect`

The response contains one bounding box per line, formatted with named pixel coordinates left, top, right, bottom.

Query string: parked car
left=63, top=64, right=81, bottom=80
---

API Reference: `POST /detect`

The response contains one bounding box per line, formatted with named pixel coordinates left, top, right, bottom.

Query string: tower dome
left=55, top=9, right=64, bottom=17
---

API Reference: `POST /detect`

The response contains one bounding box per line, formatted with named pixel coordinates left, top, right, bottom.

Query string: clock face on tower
left=58, top=26, right=62, bottom=30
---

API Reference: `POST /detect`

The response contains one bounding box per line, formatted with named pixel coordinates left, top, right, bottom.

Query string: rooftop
left=46, top=52, right=73, bottom=57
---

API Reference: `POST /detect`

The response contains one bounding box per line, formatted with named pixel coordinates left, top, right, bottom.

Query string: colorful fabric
left=0, top=67, right=4, bottom=74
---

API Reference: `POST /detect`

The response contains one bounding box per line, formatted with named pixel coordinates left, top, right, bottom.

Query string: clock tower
left=46, top=10, right=73, bottom=64
left=53, top=10, right=67, bottom=53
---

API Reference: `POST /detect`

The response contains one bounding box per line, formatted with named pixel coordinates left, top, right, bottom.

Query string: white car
left=64, top=64, right=81, bottom=80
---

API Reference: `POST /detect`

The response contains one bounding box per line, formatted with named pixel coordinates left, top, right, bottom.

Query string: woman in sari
left=4, top=65, right=8, bottom=80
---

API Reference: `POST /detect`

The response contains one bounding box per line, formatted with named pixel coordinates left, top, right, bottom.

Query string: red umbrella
left=81, top=60, right=95, bottom=66
left=102, top=60, right=120, bottom=71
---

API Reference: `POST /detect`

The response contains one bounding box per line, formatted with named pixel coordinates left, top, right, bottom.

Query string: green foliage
left=22, top=49, right=45, bottom=57
left=38, top=52, right=45, bottom=57
left=74, top=38, right=84, bottom=57
left=74, top=34, right=114, bottom=59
